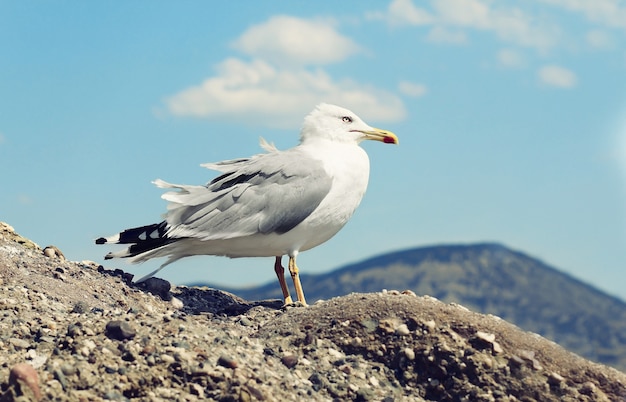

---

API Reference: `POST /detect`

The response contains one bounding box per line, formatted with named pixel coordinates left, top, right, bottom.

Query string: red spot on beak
left=383, top=136, right=397, bottom=144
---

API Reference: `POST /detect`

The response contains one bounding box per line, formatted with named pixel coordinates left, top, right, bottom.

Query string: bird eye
left=342, top=116, right=353, bottom=123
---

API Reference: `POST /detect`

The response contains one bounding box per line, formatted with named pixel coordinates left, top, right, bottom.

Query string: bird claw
left=281, top=300, right=308, bottom=309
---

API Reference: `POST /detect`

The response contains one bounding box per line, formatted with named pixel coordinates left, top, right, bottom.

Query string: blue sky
left=2, top=1, right=626, bottom=299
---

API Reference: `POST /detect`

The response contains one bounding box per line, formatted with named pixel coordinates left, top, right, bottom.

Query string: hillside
left=215, top=243, right=626, bottom=372
left=2, top=222, right=626, bottom=401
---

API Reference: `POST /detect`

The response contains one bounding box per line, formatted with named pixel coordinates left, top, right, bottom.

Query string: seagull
left=96, top=103, right=398, bottom=306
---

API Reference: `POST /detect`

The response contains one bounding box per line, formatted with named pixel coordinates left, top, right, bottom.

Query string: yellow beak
left=358, top=128, right=399, bottom=145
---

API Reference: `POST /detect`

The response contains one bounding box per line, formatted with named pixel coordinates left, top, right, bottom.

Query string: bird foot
left=282, top=300, right=308, bottom=309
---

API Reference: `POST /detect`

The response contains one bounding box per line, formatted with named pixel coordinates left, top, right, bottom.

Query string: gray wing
left=157, top=148, right=332, bottom=241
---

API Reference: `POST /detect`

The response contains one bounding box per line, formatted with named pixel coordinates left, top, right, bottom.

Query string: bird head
left=300, top=103, right=398, bottom=146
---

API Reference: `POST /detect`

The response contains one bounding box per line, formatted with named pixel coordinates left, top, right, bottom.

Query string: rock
left=71, top=301, right=90, bottom=314
left=395, top=323, right=410, bottom=336
left=355, top=387, right=375, bottom=401
left=43, top=246, right=65, bottom=260
left=217, top=355, right=238, bottom=369
left=135, top=277, right=172, bottom=301
left=8, top=337, right=30, bottom=350
left=281, top=354, right=299, bottom=369
left=7, top=363, right=42, bottom=401
left=104, top=320, right=136, bottom=341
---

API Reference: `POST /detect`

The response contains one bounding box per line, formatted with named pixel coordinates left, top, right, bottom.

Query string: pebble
left=328, top=348, right=345, bottom=359
left=548, top=372, right=564, bottom=385
left=105, top=320, right=136, bottom=341
left=356, top=387, right=375, bottom=401
left=136, top=277, right=172, bottom=301
left=281, top=354, right=299, bottom=369
left=9, top=363, right=42, bottom=401
left=160, top=354, right=175, bottom=364
left=9, top=337, right=30, bottom=349
left=404, top=347, right=416, bottom=361
left=395, top=324, right=410, bottom=336
left=43, top=245, right=65, bottom=260
left=71, top=301, right=90, bottom=314
left=217, top=355, right=238, bottom=369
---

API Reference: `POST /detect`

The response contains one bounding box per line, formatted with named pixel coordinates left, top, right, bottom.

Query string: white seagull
left=96, top=103, right=398, bottom=306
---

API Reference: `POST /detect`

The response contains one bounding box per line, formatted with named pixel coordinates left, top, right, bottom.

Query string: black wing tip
left=95, top=237, right=108, bottom=245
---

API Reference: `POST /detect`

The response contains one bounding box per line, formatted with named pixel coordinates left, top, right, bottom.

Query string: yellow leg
left=274, top=256, right=293, bottom=305
left=288, top=256, right=307, bottom=306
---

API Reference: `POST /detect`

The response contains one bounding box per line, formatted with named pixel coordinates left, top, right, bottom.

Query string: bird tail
left=95, top=221, right=174, bottom=260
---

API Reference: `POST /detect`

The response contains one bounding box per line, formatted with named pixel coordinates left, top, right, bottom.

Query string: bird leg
left=274, top=256, right=293, bottom=305
left=288, top=256, right=307, bottom=306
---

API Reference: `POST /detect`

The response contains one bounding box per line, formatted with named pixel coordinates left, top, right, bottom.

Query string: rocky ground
left=1, top=221, right=625, bottom=402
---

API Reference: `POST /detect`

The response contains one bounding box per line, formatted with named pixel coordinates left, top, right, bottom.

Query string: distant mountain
left=195, top=243, right=626, bottom=371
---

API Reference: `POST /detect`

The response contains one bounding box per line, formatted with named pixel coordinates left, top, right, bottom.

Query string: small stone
left=71, top=301, right=90, bottom=314
left=160, top=354, right=175, bottom=364
left=238, top=316, right=253, bottom=326
left=395, top=324, right=410, bottom=336
left=356, top=387, right=375, bottom=401
left=472, top=331, right=502, bottom=354
left=9, top=337, right=30, bottom=350
left=476, top=331, right=496, bottom=343
left=105, top=320, right=136, bottom=341
left=328, top=348, right=345, bottom=359
left=492, top=341, right=503, bottom=354
left=217, top=355, right=238, bottom=369
left=404, top=348, right=416, bottom=360
left=360, top=318, right=378, bottom=333
left=378, top=319, right=396, bottom=334
left=309, top=372, right=326, bottom=391
left=43, top=245, right=65, bottom=260
left=421, top=319, right=436, bottom=330
left=53, top=368, right=69, bottom=391
left=9, top=363, right=42, bottom=401
left=369, top=376, right=380, bottom=387
left=170, top=297, right=184, bottom=309
left=60, top=364, right=76, bottom=376
left=135, top=277, right=172, bottom=301
left=548, top=372, right=564, bottom=385
left=338, top=364, right=352, bottom=374
left=281, top=354, right=298, bottom=369
left=580, top=381, right=597, bottom=395
left=189, top=383, right=204, bottom=397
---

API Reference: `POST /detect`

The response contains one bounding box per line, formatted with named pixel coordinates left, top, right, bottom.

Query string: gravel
left=1, top=221, right=626, bottom=401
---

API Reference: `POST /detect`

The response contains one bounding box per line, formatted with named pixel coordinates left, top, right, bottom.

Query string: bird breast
left=291, top=142, right=371, bottom=251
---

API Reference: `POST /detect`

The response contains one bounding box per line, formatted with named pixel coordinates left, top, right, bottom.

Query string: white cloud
left=232, top=15, right=361, bottom=66
left=165, top=15, right=407, bottom=128
left=432, top=0, right=491, bottom=28
left=398, top=81, right=428, bottom=97
left=538, top=64, right=578, bottom=88
left=370, top=0, right=560, bottom=51
left=497, top=48, right=526, bottom=68
left=586, top=29, right=614, bottom=49
left=166, top=58, right=405, bottom=128
left=366, top=0, right=433, bottom=26
left=426, top=26, right=467, bottom=44
left=436, top=0, right=560, bottom=51
left=538, top=0, right=626, bottom=30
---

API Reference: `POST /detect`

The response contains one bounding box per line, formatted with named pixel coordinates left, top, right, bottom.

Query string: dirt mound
left=1, top=222, right=624, bottom=401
